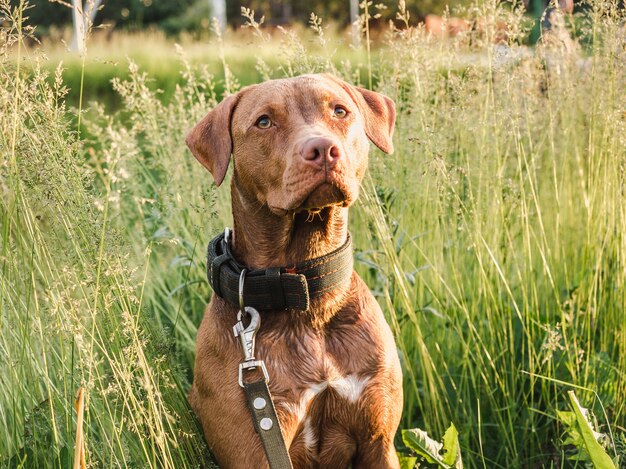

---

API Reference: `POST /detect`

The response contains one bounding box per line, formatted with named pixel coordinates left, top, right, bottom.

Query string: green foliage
left=557, top=391, right=618, bottom=468
left=1, top=3, right=217, bottom=467
left=402, top=424, right=463, bottom=468
left=15, top=0, right=482, bottom=36
left=10, top=0, right=201, bottom=34
left=160, top=0, right=212, bottom=35
left=400, top=453, right=420, bottom=469
left=2, top=0, right=626, bottom=468
left=227, top=0, right=475, bottom=24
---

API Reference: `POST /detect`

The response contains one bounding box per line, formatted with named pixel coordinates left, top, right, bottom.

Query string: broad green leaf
left=402, top=428, right=444, bottom=465
left=401, top=425, right=464, bottom=468
left=558, top=410, right=584, bottom=452
left=567, top=391, right=616, bottom=469
left=442, top=424, right=463, bottom=468
left=398, top=453, right=418, bottom=469
left=556, top=409, right=577, bottom=428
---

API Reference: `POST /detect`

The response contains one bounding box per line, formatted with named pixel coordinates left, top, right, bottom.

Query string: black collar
left=206, top=229, right=354, bottom=311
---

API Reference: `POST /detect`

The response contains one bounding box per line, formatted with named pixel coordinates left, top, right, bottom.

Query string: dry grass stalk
left=73, top=388, right=86, bottom=469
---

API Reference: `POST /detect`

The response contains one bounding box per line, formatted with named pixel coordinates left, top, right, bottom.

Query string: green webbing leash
left=243, top=379, right=293, bottom=469
left=233, top=272, right=293, bottom=469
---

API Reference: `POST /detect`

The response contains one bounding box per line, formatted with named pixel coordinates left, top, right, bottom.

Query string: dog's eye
left=333, top=106, right=348, bottom=119
left=255, top=115, right=272, bottom=129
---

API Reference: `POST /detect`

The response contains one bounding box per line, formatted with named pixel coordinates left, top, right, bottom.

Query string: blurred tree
left=99, top=0, right=196, bottom=28
left=211, top=0, right=226, bottom=29
left=349, top=0, right=359, bottom=44
left=70, top=0, right=103, bottom=53
left=10, top=0, right=71, bottom=33
left=226, top=0, right=474, bottom=27
left=161, top=0, right=213, bottom=35
left=13, top=0, right=553, bottom=36
left=11, top=0, right=197, bottom=32
left=230, top=0, right=350, bottom=25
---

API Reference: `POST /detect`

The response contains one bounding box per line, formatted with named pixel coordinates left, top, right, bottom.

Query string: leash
left=233, top=271, right=293, bottom=469
left=207, top=228, right=353, bottom=311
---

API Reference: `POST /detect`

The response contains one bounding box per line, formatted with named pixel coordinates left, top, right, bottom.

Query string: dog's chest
left=261, top=320, right=370, bottom=390
left=258, top=324, right=374, bottom=451
left=276, top=351, right=370, bottom=419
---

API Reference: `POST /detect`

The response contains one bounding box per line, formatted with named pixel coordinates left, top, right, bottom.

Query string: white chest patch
left=301, top=418, right=317, bottom=449
left=278, top=355, right=371, bottom=452
left=281, top=381, right=327, bottom=421
left=281, top=373, right=370, bottom=451
left=280, top=373, right=370, bottom=421
left=328, top=373, right=371, bottom=403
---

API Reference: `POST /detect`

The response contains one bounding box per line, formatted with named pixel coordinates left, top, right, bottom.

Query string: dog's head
left=186, top=74, right=395, bottom=216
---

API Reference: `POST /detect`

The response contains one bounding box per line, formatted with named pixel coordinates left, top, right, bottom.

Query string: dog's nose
left=300, top=137, right=343, bottom=170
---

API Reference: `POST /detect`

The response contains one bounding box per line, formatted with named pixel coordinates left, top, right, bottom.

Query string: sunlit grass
left=1, top=0, right=624, bottom=467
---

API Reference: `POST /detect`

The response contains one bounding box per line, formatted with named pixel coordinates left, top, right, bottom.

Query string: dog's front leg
left=190, top=381, right=272, bottom=469
left=350, top=366, right=403, bottom=469
left=352, top=437, right=400, bottom=469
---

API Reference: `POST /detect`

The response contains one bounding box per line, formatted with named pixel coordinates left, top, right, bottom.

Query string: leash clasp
left=233, top=306, right=260, bottom=362
left=233, top=270, right=269, bottom=387
left=233, top=307, right=269, bottom=387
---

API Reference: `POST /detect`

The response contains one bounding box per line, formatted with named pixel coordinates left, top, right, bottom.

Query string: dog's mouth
left=295, top=182, right=348, bottom=214
left=267, top=178, right=355, bottom=217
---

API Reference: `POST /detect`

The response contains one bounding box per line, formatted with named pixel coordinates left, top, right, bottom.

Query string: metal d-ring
left=239, top=268, right=247, bottom=312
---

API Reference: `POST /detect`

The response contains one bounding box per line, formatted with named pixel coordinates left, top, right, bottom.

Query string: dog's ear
left=324, top=74, right=396, bottom=154
left=185, top=93, right=240, bottom=186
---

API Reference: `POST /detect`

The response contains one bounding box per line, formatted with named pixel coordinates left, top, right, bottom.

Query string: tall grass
left=1, top=3, right=217, bottom=466
left=1, top=0, right=625, bottom=467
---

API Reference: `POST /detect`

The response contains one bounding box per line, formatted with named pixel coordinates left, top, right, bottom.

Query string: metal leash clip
left=233, top=269, right=269, bottom=387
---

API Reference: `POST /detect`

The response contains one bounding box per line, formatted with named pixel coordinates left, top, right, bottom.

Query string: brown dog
left=186, top=74, right=403, bottom=469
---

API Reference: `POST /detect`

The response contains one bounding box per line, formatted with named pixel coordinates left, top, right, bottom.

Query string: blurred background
left=9, top=0, right=589, bottom=110
left=14, top=0, right=477, bottom=37
left=17, top=0, right=585, bottom=38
